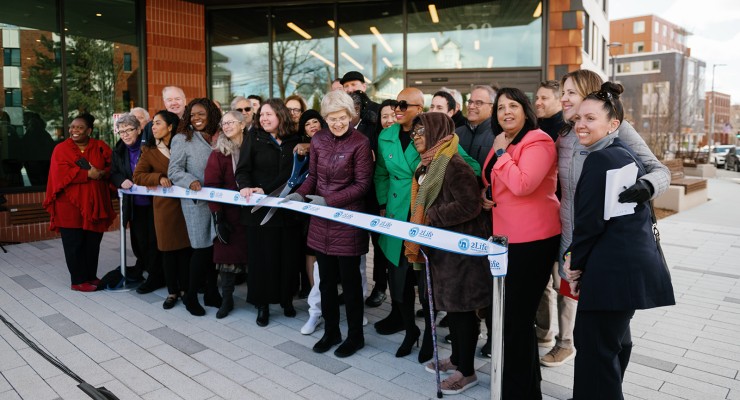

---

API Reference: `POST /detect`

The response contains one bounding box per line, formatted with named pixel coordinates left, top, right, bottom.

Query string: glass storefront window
left=209, top=8, right=270, bottom=109
left=407, top=0, right=542, bottom=70
left=337, top=2, right=403, bottom=102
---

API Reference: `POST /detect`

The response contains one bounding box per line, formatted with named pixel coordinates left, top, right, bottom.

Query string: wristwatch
left=495, top=148, right=506, bottom=157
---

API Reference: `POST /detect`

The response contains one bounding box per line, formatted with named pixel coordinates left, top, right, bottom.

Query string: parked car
left=710, top=145, right=735, bottom=167
left=725, top=146, right=740, bottom=171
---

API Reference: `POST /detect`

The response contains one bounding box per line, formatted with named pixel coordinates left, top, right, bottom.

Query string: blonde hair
left=320, top=90, right=357, bottom=119
left=559, top=69, right=603, bottom=99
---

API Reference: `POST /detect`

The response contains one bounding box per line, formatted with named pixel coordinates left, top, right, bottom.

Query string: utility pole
left=709, top=63, right=726, bottom=164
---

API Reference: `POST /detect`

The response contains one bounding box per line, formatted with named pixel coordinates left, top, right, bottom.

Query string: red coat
left=296, top=128, right=373, bottom=256
left=204, top=149, right=248, bottom=264
left=43, top=138, right=115, bottom=232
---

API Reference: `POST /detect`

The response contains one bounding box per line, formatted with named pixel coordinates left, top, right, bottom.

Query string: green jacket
left=374, top=123, right=481, bottom=266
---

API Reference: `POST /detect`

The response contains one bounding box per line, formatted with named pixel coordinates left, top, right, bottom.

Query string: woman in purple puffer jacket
left=283, top=90, right=373, bottom=358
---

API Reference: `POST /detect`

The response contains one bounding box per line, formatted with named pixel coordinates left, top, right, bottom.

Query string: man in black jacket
left=455, top=84, right=497, bottom=167
left=535, top=80, right=566, bottom=141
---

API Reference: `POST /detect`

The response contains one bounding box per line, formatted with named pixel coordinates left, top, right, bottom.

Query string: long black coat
left=111, top=139, right=141, bottom=225
left=570, top=139, right=675, bottom=311
left=424, top=155, right=492, bottom=312
left=234, top=129, right=302, bottom=228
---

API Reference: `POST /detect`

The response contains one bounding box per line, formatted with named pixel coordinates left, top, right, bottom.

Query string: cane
left=420, top=248, right=442, bottom=398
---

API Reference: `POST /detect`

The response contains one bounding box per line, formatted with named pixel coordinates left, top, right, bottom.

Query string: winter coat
left=296, top=128, right=373, bottom=256
left=481, top=128, right=561, bottom=244
left=424, top=155, right=492, bottom=312
left=168, top=131, right=216, bottom=249
left=111, top=138, right=151, bottom=225
left=132, top=147, right=190, bottom=251
left=570, top=138, right=675, bottom=311
left=557, top=120, right=671, bottom=274
left=235, top=129, right=302, bottom=228
left=204, top=137, right=248, bottom=264
left=455, top=116, right=494, bottom=167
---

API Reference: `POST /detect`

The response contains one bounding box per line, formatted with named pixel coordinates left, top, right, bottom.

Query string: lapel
left=378, top=124, right=420, bottom=176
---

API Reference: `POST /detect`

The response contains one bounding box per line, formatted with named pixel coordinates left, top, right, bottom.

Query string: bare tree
left=272, top=40, right=332, bottom=99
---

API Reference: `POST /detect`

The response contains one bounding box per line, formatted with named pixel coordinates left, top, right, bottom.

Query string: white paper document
left=604, top=162, right=638, bottom=220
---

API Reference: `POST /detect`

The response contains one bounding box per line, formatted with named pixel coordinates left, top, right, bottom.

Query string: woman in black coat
left=235, top=98, right=303, bottom=327
left=564, top=83, right=675, bottom=399
left=111, top=113, right=162, bottom=292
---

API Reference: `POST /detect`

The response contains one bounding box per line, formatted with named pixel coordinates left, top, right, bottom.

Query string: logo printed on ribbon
left=334, top=211, right=342, bottom=218
left=409, top=227, right=419, bottom=237
left=370, top=218, right=380, bottom=227
left=458, top=238, right=470, bottom=250
left=233, top=194, right=240, bottom=202
left=185, top=189, right=191, bottom=196
left=209, top=191, right=215, bottom=198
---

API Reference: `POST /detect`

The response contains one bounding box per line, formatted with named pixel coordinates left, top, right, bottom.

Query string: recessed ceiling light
left=96, top=13, right=102, bottom=17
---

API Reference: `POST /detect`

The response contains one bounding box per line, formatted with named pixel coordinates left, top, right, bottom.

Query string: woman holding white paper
left=564, top=82, right=675, bottom=399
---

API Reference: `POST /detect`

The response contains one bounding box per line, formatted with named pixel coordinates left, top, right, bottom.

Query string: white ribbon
left=121, top=185, right=508, bottom=276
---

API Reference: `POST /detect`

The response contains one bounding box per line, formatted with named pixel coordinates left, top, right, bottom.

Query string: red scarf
left=43, top=138, right=115, bottom=232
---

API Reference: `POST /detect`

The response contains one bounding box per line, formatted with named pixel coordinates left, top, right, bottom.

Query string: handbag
left=647, top=200, right=672, bottom=277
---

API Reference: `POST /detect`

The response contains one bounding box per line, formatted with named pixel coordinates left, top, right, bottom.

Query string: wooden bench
left=8, top=199, right=120, bottom=226
left=654, top=159, right=708, bottom=212
left=662, top=159, right=707, bottom=194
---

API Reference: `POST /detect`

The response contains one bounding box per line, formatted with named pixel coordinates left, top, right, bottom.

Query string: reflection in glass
left=210, top=8, right=270, bottom=108
left=407, top=0, right=542, bottom=70
left=337, top=2, right=403, bottom=102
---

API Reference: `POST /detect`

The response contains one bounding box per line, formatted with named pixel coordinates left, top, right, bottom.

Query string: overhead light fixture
left=474, top=40, right=480, bottom=50
left=309, top=50, right=335, bottom=68
left=328, top=21, right=359, bottom=49
left=430, top=38, right=439, bottom=52
left=382, top=57, right=393, bottom=68
left=287, top=22, right=312, bottom=40
left=389, top=77, right=397, bottom=84
left=370, top=27, right=393, bottom=53
left=95, top=13, right=102, bottom=17
left=341, top=52, right=364, bottom=70
left=428, top=4, right=439, bottom=23
left=364, top=77, right=372, bottom=84
left=487, top=56, right=494, bottom=68
left=533, top=2, right=542, bottom=18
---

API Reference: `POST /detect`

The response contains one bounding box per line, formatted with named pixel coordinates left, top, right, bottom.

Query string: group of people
left=42, top=68, right=675, bottom=398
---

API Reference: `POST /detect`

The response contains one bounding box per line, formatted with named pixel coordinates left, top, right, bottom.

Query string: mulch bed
left=655, top=208, right=677, bottom=220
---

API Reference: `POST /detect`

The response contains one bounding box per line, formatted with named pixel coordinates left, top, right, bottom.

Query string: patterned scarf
left=404, top=133, right=459, bottom=263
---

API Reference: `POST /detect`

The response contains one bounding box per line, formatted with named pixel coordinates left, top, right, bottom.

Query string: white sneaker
left=363, top=316, right=368, bottom=326
left=301, top=315, right=323, bottom=335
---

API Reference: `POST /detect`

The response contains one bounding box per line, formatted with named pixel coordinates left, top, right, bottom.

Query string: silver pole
left=490, top=276, right=504, bottom=400
left=119, top=190, right=127, bottom=287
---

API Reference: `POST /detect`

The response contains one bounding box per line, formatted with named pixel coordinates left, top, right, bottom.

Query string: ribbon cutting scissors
left=251, top=152, right=309, bottom=225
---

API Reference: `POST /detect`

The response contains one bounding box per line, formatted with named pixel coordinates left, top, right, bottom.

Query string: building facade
left=1, top=0, right=607, bottom=242
left=610, top=15, right=690, bottom=55
left=705, top=91, right=732, bottom=145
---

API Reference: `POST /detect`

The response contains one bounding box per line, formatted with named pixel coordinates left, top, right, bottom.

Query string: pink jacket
left=482, top=129, right=561, bottom=244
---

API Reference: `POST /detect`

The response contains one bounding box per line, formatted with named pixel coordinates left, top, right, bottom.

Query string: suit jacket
left=570, top=139, right=675, bottom=311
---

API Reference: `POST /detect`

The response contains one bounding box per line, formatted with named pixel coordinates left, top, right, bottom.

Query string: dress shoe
left=395, top=326, right=420, bottom=358
left=283, top=304, right=296, bottom=317
left=364, top=288, right=386, bottom=308
left=301, top=315, right=323, bottom=335
left=256, top=305, right=270, bottom=327
left=313, top=331, right=342, bottom=353
left=71, top=283, right=97, bottom=292
left=334, top=337, right=364, bottom=358
left=374, top=306, right=404, bottom=335
left=136, top=281, right=160, bottom=294
left=163, top=295, right=178, bottom=310
left=87, top=278, right=101, bottom=286
left=438, top=314, right=450, bottom=328
left=298, top=287, right=310, bottom=299
left=184, top=296, right=206, bottom=316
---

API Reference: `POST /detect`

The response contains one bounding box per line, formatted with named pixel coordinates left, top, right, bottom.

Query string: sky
left=610, top=0, right=740, bottom=104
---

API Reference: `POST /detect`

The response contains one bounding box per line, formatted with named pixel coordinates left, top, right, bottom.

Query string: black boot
left=183, top=293, right=205, bottom=316
left=256, top=305, right=269, bottom=327
left=204, top=268, right=222, bottom=308
left=374, top=302, right=404, bottom=335
left=313, top=329, right=342, bottom=353
left=216, top=272, right=235, bottom=319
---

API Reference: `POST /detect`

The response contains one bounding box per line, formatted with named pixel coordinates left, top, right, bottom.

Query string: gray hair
left=440, top=87, right=463, bottom=107
left=320, top=90, right=357, bottom=119
left=161, top=85, right=185, bottom=98
left=115, top=113, right=140, bottom=131
left=230, top=96, right=248, bottom=110
left=213, top=111, right=244, bottom=155
left=130, top=107, right=150, bottom=121
left=472, top=85, right=497, bottom=103
left=222, top=110, right=245, bottom=123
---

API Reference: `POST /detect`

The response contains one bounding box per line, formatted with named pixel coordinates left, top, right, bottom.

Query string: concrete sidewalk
left=0, top=171, right=739, bottom=399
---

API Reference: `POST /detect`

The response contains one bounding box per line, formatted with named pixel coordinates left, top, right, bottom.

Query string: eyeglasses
left=235, top=107, right=251, bottom=113
left=288, top=107, right=302, bottom=115
left=411, top=126, right=425, bottom=138
left=393, top=100, right=422, bottom=112
left=327, top=115, right=350, bottom=125
left=467, top=100, right=493, bottom=108
left=118, top=127, right=137, bottom=136
left=220, top=120, right=239, bottom=128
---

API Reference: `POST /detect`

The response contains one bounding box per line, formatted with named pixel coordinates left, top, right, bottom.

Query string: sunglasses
left=235, top=107, right=251, bottom=112
left=410, top=126, right=425, bottom=138
left=393, top=100, right=422, bottom=112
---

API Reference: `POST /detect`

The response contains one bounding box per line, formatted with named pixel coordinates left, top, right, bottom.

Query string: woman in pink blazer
left=481, top=87, right=561, bottom=400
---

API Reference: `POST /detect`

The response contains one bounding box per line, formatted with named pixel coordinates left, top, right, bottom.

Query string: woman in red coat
left=204, top=111, right=249, bottom=319
left=43, top=114, right=115, bottom=292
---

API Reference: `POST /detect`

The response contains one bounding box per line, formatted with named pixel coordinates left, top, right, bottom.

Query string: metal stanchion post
left=109, top=190, right=131, bottom=292
left=488, top=236, right=508, bottom=400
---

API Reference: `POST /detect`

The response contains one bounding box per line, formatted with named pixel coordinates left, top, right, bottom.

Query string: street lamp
left=607, top=42, right=623, bottom=82
left=709, top=63, right=727, bottom=164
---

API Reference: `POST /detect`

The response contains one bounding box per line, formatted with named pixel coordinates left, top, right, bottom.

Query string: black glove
left=212, top=211, right=232, bottom=244
left=618, top=179, right=653, bottom=204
